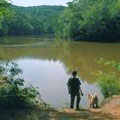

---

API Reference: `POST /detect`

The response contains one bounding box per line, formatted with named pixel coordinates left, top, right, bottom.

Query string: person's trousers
left=70, top=94, right=81, bottom=109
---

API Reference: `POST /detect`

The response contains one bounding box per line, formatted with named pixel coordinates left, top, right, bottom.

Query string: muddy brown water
left=0, top=36, right=120, bottom=108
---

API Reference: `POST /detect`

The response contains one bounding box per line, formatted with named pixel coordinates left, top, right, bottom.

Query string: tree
left=95, top=59, right=120, bottom=98
left=0, top=60, right=40, bottom=108
left=0, top=4, right=65, bottom=36
left=0, top=0, right=11, bottom=36
left=57, top=0, right=120, bottom=41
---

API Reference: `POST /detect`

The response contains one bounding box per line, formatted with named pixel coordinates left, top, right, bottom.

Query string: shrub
left=0, top=60, right=41, bottom=108
left=95, top=59, right=120, bottom=98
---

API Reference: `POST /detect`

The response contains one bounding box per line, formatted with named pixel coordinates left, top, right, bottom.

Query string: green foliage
left=0, top=0, right=9, bottom=18
left=0, top=4, right=64, bottom=36
left=0, top=0, right=11, bottom=35
left=0, top=60, right=40, bottom=108
left=95, top=59, right=120, bottom=98
left=57, top=0, right=120, bottom=41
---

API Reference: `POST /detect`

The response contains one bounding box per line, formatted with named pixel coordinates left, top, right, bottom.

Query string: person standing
left=67, top=71, right=83, bottom=110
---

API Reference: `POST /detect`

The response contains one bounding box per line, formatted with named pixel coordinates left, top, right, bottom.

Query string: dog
left=87, top=93, right=99, bottom=108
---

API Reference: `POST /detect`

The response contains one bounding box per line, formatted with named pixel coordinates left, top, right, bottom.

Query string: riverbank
left=1, top=95, right=120, bottom=120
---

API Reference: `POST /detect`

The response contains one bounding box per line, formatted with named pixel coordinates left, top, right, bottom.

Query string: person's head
left=72, top=71, right=77, bottom=77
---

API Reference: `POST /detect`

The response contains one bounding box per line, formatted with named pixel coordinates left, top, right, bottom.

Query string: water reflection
left=1, top=40, right=120, bottom=82
left=0, top=36, right=120, bottom=108
left=17, top=59, right=103, bottom=108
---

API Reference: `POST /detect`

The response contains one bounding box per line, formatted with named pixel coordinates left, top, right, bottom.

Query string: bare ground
left=0, top=96, right=120, bottom=120
left=58, top=96, right=120, bottom=120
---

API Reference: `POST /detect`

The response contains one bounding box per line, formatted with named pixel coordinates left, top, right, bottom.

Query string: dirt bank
left=58, top=95, right=120, bottom=120
left=0, top=96, right=120, bottom=120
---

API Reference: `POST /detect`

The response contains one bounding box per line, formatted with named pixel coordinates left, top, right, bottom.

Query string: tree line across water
left=0, top=1, right=64, bottom=36
left=1, top=0, right=120, bottom=41
left=57, top=0, right=120, bottom=41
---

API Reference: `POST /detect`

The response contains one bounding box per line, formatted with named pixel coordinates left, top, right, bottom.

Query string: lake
left=0, top=36, right=120, bottom=108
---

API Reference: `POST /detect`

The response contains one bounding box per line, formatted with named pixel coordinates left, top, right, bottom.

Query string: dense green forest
left=1, top=0, right=120, bottom=41
left=57, top=0, right=120, bottom=41
left=0, top=2, right=64, bottom=36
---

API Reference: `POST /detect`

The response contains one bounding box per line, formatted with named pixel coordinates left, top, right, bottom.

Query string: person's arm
left=79, top=87, right=83, bottom=96
left=67, top=79, right=71, bottom=94
left=78, top=79, right=83, bottom=96
left=68, top=85, right=70, bottom=94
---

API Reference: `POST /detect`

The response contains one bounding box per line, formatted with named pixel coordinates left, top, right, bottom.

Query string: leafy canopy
left=95, top=59, right=120, bottom=98
left=57, top=0, right=120, bottom=41
left=0, top=60, right=41, bottom=108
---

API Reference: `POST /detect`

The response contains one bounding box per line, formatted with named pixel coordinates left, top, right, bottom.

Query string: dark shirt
left=67, top=78, right=81, bottom=95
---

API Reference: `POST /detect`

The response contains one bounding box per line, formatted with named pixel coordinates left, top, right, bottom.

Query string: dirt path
left=0, top=96, right=120, bottom=120
left=57, top=96, right=120, bottom=120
